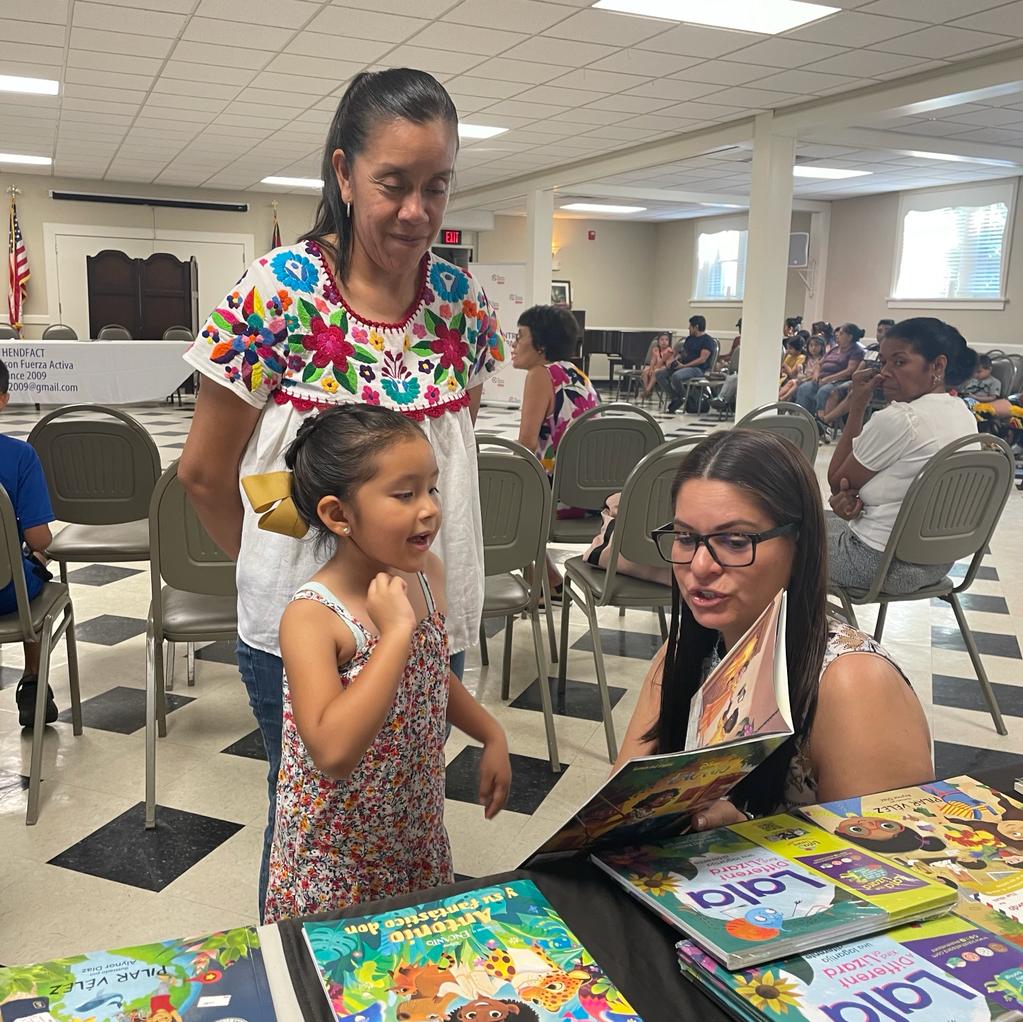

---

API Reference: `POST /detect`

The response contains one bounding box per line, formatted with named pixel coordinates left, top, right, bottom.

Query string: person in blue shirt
left=0, top=359, right=58, bottom=727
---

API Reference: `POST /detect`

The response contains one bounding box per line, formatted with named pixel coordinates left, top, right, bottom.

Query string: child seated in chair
left=0, top=359, right=58, bottom=729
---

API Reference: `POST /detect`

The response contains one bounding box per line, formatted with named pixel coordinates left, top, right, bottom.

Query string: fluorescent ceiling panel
left=592, top=0, right=839, bottom=35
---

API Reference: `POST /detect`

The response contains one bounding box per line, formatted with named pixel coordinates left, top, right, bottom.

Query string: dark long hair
left=299, top=68, right=458, bottom=281
left=643, top=429, right=829, bottom=816
left=886, top=317, right=978, bottom=388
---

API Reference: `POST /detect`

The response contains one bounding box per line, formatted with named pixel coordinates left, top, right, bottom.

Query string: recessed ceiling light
left=907, top=150, right=1019, bottom=169
left=0, top=74, right=59, bottom=96
left=793, top=166, right=872, bottom=179
left=561, top=202, right=647, bottom=213
left=261, top=176, right=323, bottom=188
left=458, top=124, right=508, bottom=139
left=592, top=0, right=839, bottom=35
left=0, top=153, right=52, bottom=166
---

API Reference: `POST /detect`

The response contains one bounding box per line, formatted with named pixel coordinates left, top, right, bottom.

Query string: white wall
left=1, top=172, right=320, bottom=338
left=823, top=178, right=1023, bottom=350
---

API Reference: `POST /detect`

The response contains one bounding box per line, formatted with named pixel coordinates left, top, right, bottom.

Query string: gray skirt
left=826, top=512, right=951, bottom=594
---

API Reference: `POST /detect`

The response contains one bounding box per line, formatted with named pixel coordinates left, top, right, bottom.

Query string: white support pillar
left=803, top=206, right=831, bottom=327
left=525, top=188, right=554, bottom=310
left=736, top=113, right=796, bottom=420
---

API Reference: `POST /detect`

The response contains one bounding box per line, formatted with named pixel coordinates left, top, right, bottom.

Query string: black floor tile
left=48, top=802, right=242, bottom=892
left=571, top=627, right=663, bottom=661
left=0, top=664, right=24, bottom=688
left=446, top=746, right=567, bottom=815
left=0, top=769, right=29, bottom=801
left=66, top=564, right=144, bottom=587
left=948, top=563, right=999, bottom=581
left=221, top=728, right=268, bottom=761
left=933, top=742, right=1023, bottom=780
left=510, top=675, right=626, bottom=721
left=195, top=640, right=239, bottom=666
left=931, top=625, right=1021, bottom=660
left=930, top=594, right=1009, bottom=614
left=75, top=614, right=149, bottom=646
left=58, top=685, right=194, bottom=734
left=160, top=442, right=186, bottom=449
left=932, top=674, right=1023, bottom=718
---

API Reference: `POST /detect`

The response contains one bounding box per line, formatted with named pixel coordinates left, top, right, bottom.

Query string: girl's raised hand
left=366, top=573, right=418, bottom=638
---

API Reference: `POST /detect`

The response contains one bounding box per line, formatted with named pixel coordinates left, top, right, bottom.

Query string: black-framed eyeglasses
left=650, top=522, right=799, bottom=567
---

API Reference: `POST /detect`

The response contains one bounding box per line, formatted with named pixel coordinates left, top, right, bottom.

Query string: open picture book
left=522, top=589, right=791, bottom=865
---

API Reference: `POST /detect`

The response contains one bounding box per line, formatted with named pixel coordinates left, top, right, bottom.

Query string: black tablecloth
left=277, top=762, right=1023, bottom=1022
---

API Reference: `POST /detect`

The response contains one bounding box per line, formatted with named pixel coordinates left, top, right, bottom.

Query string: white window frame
left=691, top=216, right=748, bottom=305
left=888, top=180, right=1016, bottom=311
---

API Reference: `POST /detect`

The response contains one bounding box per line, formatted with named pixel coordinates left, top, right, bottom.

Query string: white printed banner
left=471, top=262, right=528, bottom=408
left=2, top=340, right=192, bottom=405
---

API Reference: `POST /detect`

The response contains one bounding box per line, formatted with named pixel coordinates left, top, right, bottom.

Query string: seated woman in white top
left=615, top=429, right=932, bottom=830
left=827, top=317, right=978, bottom=594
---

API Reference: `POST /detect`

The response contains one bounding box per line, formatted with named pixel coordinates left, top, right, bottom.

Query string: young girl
left=781, top=334, right=824, bottom=402
left=642, top=332, right=675, bottom=398
left=778, top=336, right=806, bottom=392
left=255, top=405, right=511, bottom=924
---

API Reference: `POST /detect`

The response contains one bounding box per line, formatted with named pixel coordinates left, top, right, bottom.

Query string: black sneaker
left=15, top=675, right=58, bottom=728
left=667, top=398, right=682, bottom=414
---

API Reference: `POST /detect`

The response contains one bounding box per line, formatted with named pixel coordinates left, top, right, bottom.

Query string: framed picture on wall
left=551, top=280, right=572, bottom=307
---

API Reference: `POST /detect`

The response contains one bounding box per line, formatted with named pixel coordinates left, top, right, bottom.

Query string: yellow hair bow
left=241, top=471, right=308, bottom=539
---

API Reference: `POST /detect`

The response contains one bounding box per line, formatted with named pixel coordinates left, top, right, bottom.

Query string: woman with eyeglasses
left=615, top=429, right=932, bottom=831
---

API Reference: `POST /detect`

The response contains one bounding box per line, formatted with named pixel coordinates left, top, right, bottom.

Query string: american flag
left=8, top=197, right=29, bottom=332
left=271, top=204, right=281, bottom=249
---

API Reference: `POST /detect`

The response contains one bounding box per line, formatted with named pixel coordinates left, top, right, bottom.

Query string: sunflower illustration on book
left=733, top=970, right=803, bottom=1014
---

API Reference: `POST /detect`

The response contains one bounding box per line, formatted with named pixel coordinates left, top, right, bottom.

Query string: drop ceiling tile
left=379, top=45, right=480, bottom=74
left=0, top=17, right=65, bottom=46
left=173, top=39, right=272, bottom=66
left=871, top=58, right=948, bottom=79
left=726, top=37, right=848, bottom=65
left=72, top=1, right=185, bottom=36
left=501, top=36, right=617, bottom=66
left=858, top=0, right=1005, bottom=21
left=588, top=49, right=701, bottom=77
left=468, top=59, right=566, bottom=84
left=444, top=93, right=490, bottom=114
left=548, top=68, right=649, bottom=93
left=950, top=126, right=1023, bottom=146
left=623, top=78, right=724, bottom=102
left=71, top=26, right=173, bottom=57
left=445, top=0, right=568, bottom=34
left=709, top=85, right=805, bottom=108
left=785, top=10, right=925, bottom=46
left=67, top=49, right=164, bottom=75
left=152, top=77, right=240, bottom=100
left=0, top=41, right=66, bottom=70
left=3, top=0, right=68, bottom=23
left=406, top=23, right=526, bottom=55
left=636, top=24, right=763, bottom=58
left=482, top=98, right=570, bottom=118
left=63, top=83, right=149, bottom=105
left=305, top=6, right=426, bottom=42
left=656, top=100, right=755, bottom=121
left=65, top=67, right=155, bottom=90
left=542, top=8, right=670, bottom=46
left=195, top=0, right=319, bottom=21
left=751, top=68, right=863, bottom=95
left=625, top=112, right=707, bottom=131
left=584, top=93, right=676, bottom=114
left=80, top=0, right=195, bottom=10
left=60, top=107, right=135, bottom=125
left=872, top=25, right=1012, bottom=58
left=669, top=60, right=778, bottom=86
left=945, top=105, right=1023, bottom=128
left=283, top=34, right=391, bottom=62
left=264, top=54, right=364, bottom=79
left=951, top=0, right=1023, bottom=35
left=146, top=91, right=227, bottom=113
left=61, top=96, right=142, bottom=116
left=443, top=76, right=529, bottom=100
left=512, top=84, right=607, bottom=107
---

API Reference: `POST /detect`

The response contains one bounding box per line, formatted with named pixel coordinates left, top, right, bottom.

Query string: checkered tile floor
left=1, top=394, right=1022, bottom=964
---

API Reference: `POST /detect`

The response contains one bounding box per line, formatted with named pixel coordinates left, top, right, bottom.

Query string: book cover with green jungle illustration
left=301, top=879, right=641, bottom=1022
left=593, top=814, right=955, bottom=969
left=0, top=928, right=275, bottom=1022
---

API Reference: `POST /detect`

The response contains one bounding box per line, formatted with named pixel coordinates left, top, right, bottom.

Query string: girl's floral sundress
left=263, top=576, right=452, bottom=923
left=534, top=360, right=600, bottom=476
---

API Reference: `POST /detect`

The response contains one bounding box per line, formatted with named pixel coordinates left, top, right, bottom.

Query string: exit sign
left=441, top=229, right=462, bottom=245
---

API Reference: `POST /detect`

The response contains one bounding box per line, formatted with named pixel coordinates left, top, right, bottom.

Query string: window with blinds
left=694, top=228, right=747, bottom=300
left=892, top=182, right=1014, bottom=302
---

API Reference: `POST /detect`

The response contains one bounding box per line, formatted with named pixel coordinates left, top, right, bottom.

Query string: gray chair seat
left=564, top=555, right=672, bottom=607
left=0, top=582, right=71, bottom=638
left=47, top=520, right=150, bottom=562
left=838, top=576, right=954, bottom=603
left=160, top=587, right=237, bottom=639
left=483, top=573, right=530, bottom=615
left=550, top=514, right=602, bottom=543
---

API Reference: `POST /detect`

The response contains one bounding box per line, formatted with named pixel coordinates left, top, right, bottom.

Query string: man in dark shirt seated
left=655, top=315, right=715, bottom=413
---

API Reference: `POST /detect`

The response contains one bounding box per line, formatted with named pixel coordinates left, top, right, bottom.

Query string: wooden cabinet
left=86, top=250, right=198, bottom=339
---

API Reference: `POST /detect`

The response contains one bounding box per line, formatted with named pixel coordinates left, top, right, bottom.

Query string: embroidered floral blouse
left=184, top=243, right=505, bottom=656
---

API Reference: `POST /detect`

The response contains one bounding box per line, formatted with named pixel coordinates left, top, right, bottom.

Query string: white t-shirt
left=183, top=244, right=505, bottom=656
left=850, top=393, right=977, bottom=552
